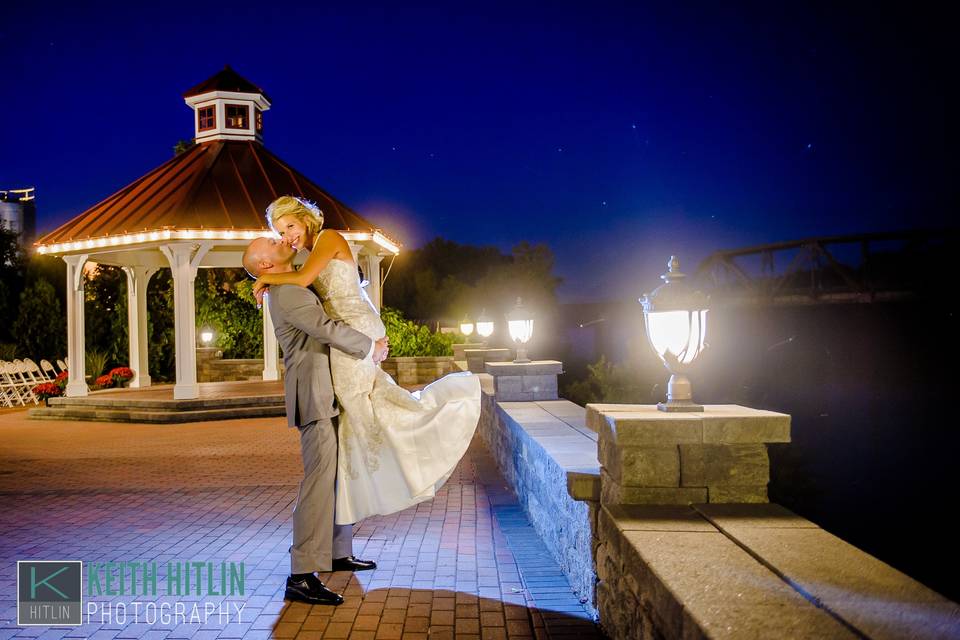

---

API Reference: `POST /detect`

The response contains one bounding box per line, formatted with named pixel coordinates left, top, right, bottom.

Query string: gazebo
left=35, top=66, right=400, bottom=400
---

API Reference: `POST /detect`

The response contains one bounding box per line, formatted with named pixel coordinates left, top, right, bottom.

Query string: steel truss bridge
left=693, top=229, right=956, bottom=306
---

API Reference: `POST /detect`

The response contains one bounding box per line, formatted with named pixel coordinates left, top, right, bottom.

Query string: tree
left=382, top=237, right=561, bottom=325
left=194, top=268, right=262, bottom=359
left=13, top=279, right=65, bottom=362
left=0, top=228, right=27, bottom=343
left=84, top=264, right=128, bottom=368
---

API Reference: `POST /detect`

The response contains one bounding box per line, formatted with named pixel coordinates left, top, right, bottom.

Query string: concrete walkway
left=0, top=410, right=602, bottom=640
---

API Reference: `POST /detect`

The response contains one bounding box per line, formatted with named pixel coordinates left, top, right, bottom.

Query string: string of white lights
left=36, top=228, right=400, bottom=255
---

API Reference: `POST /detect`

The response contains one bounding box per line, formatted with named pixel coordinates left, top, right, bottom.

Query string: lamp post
left=506, top=297, right=534, bottom=363
left=199, top=326, right=215, bottom=347
left=459, top=315, right=475, bottom=338
left=476, top=309, right=495, bottom=339
left=639, top=256, right=708, bottom=412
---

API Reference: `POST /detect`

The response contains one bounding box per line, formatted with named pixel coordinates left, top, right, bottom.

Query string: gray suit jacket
left=268, top=284, right=373, bottom=428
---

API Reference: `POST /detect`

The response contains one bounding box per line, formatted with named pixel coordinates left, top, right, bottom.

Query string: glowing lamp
left=476, top=309, right=495, bottom=338
left=639, top=256, right=708, bottom=412
left=199, top=326, right=215, bottom=346
left=506, top=297, right=534, bottom=363
left=459, top=315, right=475, bottom=337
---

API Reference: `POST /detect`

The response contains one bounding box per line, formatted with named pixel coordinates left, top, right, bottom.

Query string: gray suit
left=268, top=284, right=373, bottom=573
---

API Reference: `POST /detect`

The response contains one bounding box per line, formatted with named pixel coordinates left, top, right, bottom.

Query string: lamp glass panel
left=646, top=310, right=706, bottom=365
left=460, top=322, right=475, bottom=336
left=476, top=321, right=495, bottom=337
left=508, top=319, right=534, bottom=344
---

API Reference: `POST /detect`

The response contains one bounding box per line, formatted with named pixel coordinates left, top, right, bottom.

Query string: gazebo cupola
left=183, top=65, right=271, bottom=143
left=35, top=66, right=400, bottom=401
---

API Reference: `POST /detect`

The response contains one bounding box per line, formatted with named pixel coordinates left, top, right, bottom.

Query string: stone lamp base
left=485, top=360, right=563, bottom=402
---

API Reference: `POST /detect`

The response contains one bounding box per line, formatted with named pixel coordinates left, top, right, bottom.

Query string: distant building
left=0, top=187, right=37, bottom=245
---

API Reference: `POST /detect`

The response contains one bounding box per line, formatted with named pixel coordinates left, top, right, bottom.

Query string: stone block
left=601, top=470, right=706, bottom=505
left=486, top=360, right=564, bottom=376
left=620, top=530, right=857, bottom=640
left=521, top=374, right=554, bottom=392
left=466, top=348, right=513, bottom=373
left=700, top=405, right=791, bottom=444
left=566, top=471, right=601, bottom=501
left=601, top=443, right=679, bottom=487
left=623, top=446, right=680, bottom=487
left=598, top=436, right=621, bottom=480
left=599, top=413, right=703, bottom=447
left=493, top=375, right=522, bottom=396
left=603, top=504, right=716, bottom=533
left=679, top=444, right=769, bottom=487
left=692, top=503, right=817, bottom=529
left=713, top=526, right=960, bottom=640
left=585, top=403, right=649, bottom=432
left=453, top=342, right=486, bottom=360
left=708, top=485, right=768, bottom=503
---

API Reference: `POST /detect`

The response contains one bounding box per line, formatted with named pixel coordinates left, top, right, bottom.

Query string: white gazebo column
left=362, top=252, right=384, bottom=311
left=122, top=266, right=157, bottom=388
left=63, top=254, right=89, bottom=397
left=160, top=243, right=210, bottom=399
left=261, top=295, right=280, bottom=381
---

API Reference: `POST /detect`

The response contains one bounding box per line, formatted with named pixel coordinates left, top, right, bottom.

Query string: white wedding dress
left=313, top=259, right=481, bottom=525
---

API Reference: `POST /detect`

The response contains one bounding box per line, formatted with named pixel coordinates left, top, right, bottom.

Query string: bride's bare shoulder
left=318, top=229, right=353, bottom=260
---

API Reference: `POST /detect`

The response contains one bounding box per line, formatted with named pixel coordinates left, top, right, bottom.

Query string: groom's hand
left=373, top=337, right=389, bottom=363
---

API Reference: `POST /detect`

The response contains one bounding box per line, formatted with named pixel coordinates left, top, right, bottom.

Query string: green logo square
left=17, top=561, right=82, bottom=626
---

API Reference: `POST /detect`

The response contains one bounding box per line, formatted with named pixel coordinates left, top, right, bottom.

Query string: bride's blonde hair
left=267, top=196, right=324, bottom=238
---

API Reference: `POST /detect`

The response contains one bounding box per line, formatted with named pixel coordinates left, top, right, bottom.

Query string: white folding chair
left=23, top=358, right=47, bottom=383
left=11, top=360, right=38, bottom=404
left=56, top=359, right=68, bottom=374
left=1, top=362, right=27, bottom=406
left=40, top=359, right=57, bottom=380
left=0, top=362, right=20, bottom=406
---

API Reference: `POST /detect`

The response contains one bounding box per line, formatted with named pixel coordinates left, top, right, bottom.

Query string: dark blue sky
left=2, top=2, right=949, bottom=302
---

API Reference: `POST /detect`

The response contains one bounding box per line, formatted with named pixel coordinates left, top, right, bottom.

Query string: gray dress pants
left=291, top=417, right=353, bottom=573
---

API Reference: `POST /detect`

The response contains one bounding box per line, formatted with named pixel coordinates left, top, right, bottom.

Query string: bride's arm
left=253, top=231, right=345, bottom=292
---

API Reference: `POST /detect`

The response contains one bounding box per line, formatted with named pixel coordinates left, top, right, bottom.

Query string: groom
left=243, top=236, right=388, bottom=605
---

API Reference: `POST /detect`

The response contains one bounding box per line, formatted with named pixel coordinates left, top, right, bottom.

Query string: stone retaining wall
left=476, top=378, right=601, bottom=619
left=596, top=502, right=960, bottom=639
left=196, top=348, right=269, bottom=382
left=380, top=356, right=457, bottom=386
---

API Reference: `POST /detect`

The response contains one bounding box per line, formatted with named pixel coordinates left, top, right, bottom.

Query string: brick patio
left=0, top=410, right=603, bottom=640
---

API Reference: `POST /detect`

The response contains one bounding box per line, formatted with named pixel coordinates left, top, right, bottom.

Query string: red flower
left=95, top=374, right=114, bottom=387
left=55, top=370, right=68, bottom=382
left=33, top=382, right=63, bottom=400
left=109, top=366, right=134, bottom=380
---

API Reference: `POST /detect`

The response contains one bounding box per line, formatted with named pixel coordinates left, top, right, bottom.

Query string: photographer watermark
left=18, top=560, right=247, bottom=626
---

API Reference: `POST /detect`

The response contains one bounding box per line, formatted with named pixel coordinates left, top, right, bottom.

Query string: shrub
left=85, top=350, right=109, bottom=379
left=33, top=382, right=62, bottom=402
left=381, top=307, right=455, bottom=357
left=109, top=366, right=133, bottom=383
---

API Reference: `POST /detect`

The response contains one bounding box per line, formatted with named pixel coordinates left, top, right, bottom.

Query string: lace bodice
left=312, top=259, right=384, bottom=338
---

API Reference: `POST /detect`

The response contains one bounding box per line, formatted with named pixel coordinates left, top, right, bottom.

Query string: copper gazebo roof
left=36, top=141, right=399, bottom=254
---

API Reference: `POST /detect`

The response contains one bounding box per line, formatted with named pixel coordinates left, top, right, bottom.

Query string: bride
left=252, top=196, right=481, bottom=525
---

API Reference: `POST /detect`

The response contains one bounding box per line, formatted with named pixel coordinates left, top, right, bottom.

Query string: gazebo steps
left=28, top=404, right=284, bottom=424
left=28, top=392, right=286, bottom=423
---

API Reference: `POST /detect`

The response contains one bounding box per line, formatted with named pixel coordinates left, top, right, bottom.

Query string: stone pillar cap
left=485, top=360, right=563, bottom=376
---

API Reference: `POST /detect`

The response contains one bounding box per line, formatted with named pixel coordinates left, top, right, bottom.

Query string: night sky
left=2, top=2, right=950, bottom=302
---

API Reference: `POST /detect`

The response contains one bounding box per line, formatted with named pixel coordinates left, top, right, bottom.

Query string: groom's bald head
left=243, top=237, right=296, bottom=278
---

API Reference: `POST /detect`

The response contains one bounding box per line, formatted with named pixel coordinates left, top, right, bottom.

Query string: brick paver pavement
left=0, top=410, right=602, bottom=640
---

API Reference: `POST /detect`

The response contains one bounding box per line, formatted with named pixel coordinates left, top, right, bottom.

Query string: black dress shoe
left=284, top=574, right=344, bottom=605
left=331, top=556, right=377, bottom=572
